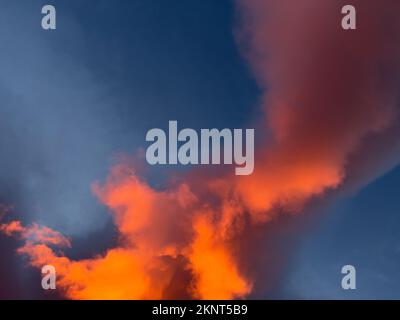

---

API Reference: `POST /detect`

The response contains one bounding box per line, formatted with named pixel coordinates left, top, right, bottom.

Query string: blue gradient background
left=0, top=0, right=399, bottom=299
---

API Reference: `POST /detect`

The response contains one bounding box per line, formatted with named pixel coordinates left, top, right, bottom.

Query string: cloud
left=2, top=0, right=400, bottom=299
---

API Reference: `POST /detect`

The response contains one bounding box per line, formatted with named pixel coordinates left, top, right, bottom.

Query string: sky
left=277, top=165, right=400, bottom=299
left=0, top=0, right=399, bottom=299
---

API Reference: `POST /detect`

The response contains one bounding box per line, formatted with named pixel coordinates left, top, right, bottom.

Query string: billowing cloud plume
left=234, top=0, right=400, bottom=217
left=2, top=0, right=400, bottom=299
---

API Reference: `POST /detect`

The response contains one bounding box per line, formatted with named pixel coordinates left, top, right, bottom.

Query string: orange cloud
left=2, top=0, right=400, bottom=299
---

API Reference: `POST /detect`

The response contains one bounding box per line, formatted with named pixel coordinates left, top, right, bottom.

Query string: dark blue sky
left=278, top=165, right=400, bottom=299
left=0, top=0, right=399, bottom=299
